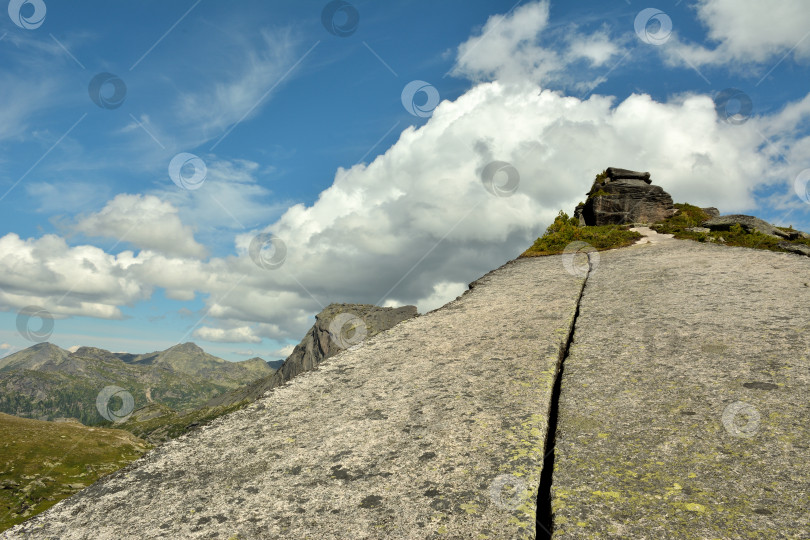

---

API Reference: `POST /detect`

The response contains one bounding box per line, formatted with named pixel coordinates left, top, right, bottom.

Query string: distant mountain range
left=0, top=342, right=275, bottom=424
left=119, top=304, right=419, bottom=443
left=0, top=304, right=419, bottom=445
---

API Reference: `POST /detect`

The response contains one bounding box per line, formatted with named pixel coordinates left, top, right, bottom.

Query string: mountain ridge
left=119, top=303, right=419, bottom=443
left=0, top=342, right=275, bottom=424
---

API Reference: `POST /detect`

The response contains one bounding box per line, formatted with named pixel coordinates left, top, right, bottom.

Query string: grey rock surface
left=551, top=240, right=810, bottom=538
left=573, top=202, right=586, bottom=227
left=702, top=214, right=798, bottom=239
left=7, top=235, right=809, bottom=539
left=5, top=258, right=584, bottom=539
left=204, top=304, right=418, bottom=409
left=777, top=241, right=810, bottom=257
left=700, top=207, right=720, bottom=218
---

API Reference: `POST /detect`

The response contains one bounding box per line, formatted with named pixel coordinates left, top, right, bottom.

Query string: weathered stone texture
left=551, top=240, right=810, bottom=538
left=4, top=258, right=584, bottom=540
left=703, top=214, right=801, bottom=240
left=204, top=304, right=417, bottom=409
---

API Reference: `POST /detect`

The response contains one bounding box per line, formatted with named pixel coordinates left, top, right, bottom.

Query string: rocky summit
left=4, top=235, right=808, bottom=539
left=575, top=167, right=676, bottom=226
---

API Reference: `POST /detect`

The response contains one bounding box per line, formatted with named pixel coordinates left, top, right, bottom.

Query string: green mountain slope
left=0, top=343, right=274, bottom=425
left=0, top=412, right=150, bottom=532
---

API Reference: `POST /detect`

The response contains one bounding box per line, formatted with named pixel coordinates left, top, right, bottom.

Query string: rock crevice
left=536, top=252, right=593, bottom=539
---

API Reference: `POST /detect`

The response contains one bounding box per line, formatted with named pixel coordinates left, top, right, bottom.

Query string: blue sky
left=1, top=0, right=809, bottom=361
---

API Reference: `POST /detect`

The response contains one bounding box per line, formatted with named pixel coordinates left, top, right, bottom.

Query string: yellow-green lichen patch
left=459, top=502, right=479, bottom=515
left=591, top=490, right=621, bottom=499
left=663, top=482, right=683, bottom=500
left=507, top=515, right=529, bottom=528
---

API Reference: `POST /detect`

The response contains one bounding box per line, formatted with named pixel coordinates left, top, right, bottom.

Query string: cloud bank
left=2, top=0, right=808, bottom=348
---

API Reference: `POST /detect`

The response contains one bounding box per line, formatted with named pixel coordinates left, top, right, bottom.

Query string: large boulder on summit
left=605, top=167, right=651, bottom=183
left=702, top=214, right=800, bottom=240
left=580, top=168, right=675, bottom=226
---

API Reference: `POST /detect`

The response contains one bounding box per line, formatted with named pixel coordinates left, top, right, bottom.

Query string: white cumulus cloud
left=664, top=0, right=810, bottom=68
left=73, top=194, right=207, bottom=258
left=193, top=326, right=262, bottom=344
left=451, top=1, right=626, bottom=88
left=4, top=82, right=807, bottom=339
left=0, top=233, right=151, bottom=319
left=3, top=0, right=810, bottom=348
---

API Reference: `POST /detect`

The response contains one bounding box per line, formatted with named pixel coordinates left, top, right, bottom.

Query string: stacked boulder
left=575, top=167, right=676, bottom=226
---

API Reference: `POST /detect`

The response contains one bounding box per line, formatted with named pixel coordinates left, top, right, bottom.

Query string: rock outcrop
left=604, top=167, right=651, bottom=182
left=777, top=241, right=810, bottom=256
left=578, top=168, right=675, bottom=226
left=204, top=303, right=417, bottom=409
left=280, top=303, right=418, bottom=380
left=702, top=214, right=801, bottom=239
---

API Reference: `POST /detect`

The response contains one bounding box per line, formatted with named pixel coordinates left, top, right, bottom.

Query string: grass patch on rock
left=521, top=211, right=643, bottom=257
left=651, top=203, right=710, bottom=234
left=652, top=203, right=810, bottom=253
